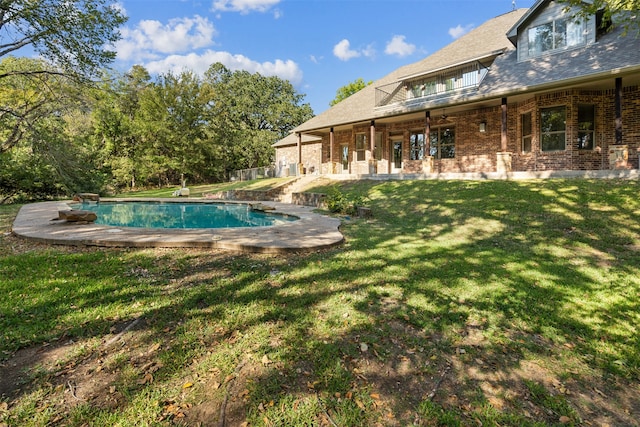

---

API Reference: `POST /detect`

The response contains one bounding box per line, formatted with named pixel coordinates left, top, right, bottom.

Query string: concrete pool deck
left=11, top=198, right=344, bottom=253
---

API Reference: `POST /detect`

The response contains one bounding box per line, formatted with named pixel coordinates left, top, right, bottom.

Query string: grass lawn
left=113, top=177, right=297, bottom=198
left=1, top=178, right=639, bottom=426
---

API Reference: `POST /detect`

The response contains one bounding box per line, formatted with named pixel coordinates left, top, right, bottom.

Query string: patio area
left=11, top=198, right=344, bottom=253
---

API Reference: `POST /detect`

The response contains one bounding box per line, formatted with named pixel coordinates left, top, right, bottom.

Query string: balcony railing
left=375, top=62, right=489, bottom=108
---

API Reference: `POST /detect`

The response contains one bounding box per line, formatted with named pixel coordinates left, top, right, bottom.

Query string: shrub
left=325, top=187, right=364, bottom=216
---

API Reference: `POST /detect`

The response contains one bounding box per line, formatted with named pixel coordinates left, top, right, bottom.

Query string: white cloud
left=333, top=39, right=359, bottom=61
left=384, top=35, right=415, bottom=57
left=116, top=16, right=216, bottom=61
left=448, top=24, right=474, bottom=39
left=144, top=50, right=303, bottom=85
left=116, top=13, right=301, bottom=86
left=333, top=39, right=377, bottom=61
left=211, top=0, right=280, bottom=13
left=362, top=44, right=376, bottom=59
left=111, top=2, right=126, bottom=15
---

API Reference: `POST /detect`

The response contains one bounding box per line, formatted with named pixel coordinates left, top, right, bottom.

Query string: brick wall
left=281, top=85, right=640, bottom=175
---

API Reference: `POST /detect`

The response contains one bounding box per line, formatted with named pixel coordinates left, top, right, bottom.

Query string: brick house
left=274, top=0, right=640, bottom=177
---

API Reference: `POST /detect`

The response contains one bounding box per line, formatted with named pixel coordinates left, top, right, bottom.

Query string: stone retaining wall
left=291, top=192, right=326, bottom=208
left=207, top=189, right=327, bottom=208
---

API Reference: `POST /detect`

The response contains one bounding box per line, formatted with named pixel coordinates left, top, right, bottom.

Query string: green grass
left=1, top=179, right=639, bottom=426
left=112, top=177, right=296, bottom=198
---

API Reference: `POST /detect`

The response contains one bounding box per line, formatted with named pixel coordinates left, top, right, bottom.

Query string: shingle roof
left=293, top=8, right=529, bottom=133
left=479, top=22, right=640, bottom=96
left=290, top=3, right=640, bottom=137
left=272, top=133, right=322, bottom=148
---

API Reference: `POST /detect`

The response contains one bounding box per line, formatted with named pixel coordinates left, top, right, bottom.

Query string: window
left=393, top=140, right=402, bottom=169
left=355, top=134, right=367, bottom=161
left=341, top=144, right=349, bottom=171
left=521, top=112, right=532, bottom=153
left=429, top=127, right=455, bottom=159
left=528, top=18, right=585, bottom=57
left=578, top=104, right=595, bottom=150
left=374, top=132, right=383, bottom=161
left=540, top=106, right=566, bottom=151
left=410, top=131, right=425, bottom=160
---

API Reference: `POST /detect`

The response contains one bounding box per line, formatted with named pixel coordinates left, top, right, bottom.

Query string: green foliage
left=0, top=58, right=107, bottom=201
left=560, top=0, right=640, bottom=34
left=325, top=186, right=364, bottom=215
left=0, top=0, right=127, bottom=78
left=88, top=63, right=314, bottom=191
left=329, top=77, right=372, bottom=107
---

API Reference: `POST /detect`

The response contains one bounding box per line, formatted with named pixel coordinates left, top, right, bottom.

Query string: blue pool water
left=72, top=201, right=297, bottom=229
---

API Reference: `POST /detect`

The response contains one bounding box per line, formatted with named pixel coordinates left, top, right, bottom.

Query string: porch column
left=297, top=132, right=303, bottom=176
left=497, top=97, right=513, bottom=173
left=610, top=77, right=629, bottom=169
left=501, top=97, right=508, bottom=152
left=424, top=111, right=433, bottom=174
left=615, top=77, right=623, bottom=145
left=329, top=127, right=335, bottom=174
left=369, top=120, right=377, bottom=174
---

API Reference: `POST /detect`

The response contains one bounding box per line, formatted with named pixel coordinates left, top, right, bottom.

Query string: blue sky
left=113, top=0, right=537, bottom=114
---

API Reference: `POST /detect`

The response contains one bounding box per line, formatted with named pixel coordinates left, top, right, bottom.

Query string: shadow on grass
left=1, top=179, right=639, bottom=425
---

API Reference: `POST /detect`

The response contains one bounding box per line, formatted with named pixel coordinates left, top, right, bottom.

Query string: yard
left=0, top=178, right=639, bottom=426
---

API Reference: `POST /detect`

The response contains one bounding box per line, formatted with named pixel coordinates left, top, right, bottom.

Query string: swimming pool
left=13, top=198, right=344, bottom=252
left=70, top=201, right=297, bottom=229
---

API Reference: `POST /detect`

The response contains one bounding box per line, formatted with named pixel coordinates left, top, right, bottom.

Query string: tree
left=0, top=0, right=127, bottom=155
left=204, top=63, right=313, bottom=178
left=0, top=0, right=127, bottom=79
left=0, top=58, right=105, bottom=201
left=92, top=66, right=152, bottom=190
left=330, top=78, right=372, bottom=107
left=560, top=0, right=640, bottom=34
left=136, top=70, right=211, bottom=186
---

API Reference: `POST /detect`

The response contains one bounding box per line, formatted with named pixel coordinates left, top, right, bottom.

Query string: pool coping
left=11, top=198, right=345, bottom=253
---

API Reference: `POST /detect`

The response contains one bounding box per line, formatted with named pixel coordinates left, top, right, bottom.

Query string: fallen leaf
left=262, top=354, right=272, bottom=365
left=137, top=373, right=153, bottom=385
left=559, top=415, right=571, bottom=424
left=182, top=382, right=194, bottom=389
left=370, top=393, right=381, bottom=400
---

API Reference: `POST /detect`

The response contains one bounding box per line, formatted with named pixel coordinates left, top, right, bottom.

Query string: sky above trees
left=110, top=0, right=537, bottom=114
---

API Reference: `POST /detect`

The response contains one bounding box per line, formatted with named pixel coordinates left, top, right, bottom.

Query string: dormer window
left=527, top=17, right=586, bottom=57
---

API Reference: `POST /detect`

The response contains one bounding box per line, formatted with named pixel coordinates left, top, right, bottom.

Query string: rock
left=250, top=203, right=276, bottom=212
left=172, top=188, right=190, bottom=197
left=58, top=210, right=97, bottom=222
left=73, top=193, right=100, bottom=202
left=357, top=206, right=373, bottom=218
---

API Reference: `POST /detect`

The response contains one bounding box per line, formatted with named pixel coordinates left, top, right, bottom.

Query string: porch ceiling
left=299, top=71, right=640, bottom=137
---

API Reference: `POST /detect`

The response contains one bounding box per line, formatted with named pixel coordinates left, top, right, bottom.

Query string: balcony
left=375, top=61, right=489, bottom=108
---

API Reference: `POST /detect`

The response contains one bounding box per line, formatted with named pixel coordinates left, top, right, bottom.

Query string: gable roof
left=289, top=3, right=640, bottom=137
left=272, top=133, right=322, bottom=148
left=480, top=20, right=640, bottom=97
left=293, top=8, right=528, bottom=134
left=506, top=0, right=595, bottom=45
